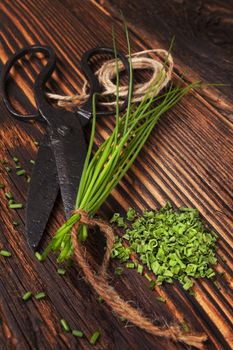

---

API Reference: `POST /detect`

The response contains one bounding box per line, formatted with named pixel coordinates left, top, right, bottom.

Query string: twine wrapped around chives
left=71, top=209, right=207, bottom=349
left=47, top=49, right=173, bottom=108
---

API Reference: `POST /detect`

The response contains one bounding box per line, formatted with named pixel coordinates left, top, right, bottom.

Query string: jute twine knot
left=47, top=49, right=174, bottom=108
left=71, top=209, right=207, bottom=349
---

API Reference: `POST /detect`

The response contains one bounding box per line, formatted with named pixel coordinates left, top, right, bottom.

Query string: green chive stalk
left=43, top=29, right=200, bottom=262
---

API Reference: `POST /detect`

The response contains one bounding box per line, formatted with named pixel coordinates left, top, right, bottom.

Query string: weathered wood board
left=0, top=1, right=232, bottom=349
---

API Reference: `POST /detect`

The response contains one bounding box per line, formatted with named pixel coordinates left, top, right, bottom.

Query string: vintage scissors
left=0, top=45, right=130, bottom=249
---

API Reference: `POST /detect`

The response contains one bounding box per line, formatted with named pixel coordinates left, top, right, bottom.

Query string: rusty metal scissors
left=0, top=45, right=130, bottom=249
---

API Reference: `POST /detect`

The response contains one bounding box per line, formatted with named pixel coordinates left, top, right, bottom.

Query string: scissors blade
left=26, top=132, right=59, bottom=249
left=48, top=110, right=87, bottom=218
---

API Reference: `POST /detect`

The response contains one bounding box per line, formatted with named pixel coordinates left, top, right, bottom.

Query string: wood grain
left=0, top=0, right=232, bottom=349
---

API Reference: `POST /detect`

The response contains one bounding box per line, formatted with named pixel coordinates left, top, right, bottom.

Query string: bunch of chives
left=44, top=26, right=200, bottom=262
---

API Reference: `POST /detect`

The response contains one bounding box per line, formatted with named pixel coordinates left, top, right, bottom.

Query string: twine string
left=71, top=209, right=207, bottom=349
left=47, top=49, right=174, bottom=108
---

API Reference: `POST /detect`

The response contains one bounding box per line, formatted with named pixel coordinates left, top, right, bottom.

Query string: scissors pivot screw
left=58, top=125, right=70, bottom=136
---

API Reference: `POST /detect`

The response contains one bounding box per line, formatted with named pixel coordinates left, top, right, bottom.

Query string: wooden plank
left=94, top=0, right=233, bottom=118
left=0, top=0, right=232, bottom=349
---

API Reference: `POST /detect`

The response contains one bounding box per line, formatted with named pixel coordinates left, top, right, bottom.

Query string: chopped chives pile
left=111, top=202, right=217, bottom=290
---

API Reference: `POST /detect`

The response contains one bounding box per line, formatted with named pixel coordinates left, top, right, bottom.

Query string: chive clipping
left=126, top=262, right=134, bottom=269
left=119, top=316, right=127, bottom=322
left=57, top=268, right=66, bottom=275
left=0, top=250, right=11, bottom=257
left=22, top=291, right=32, bottom=301
left=60, top=319, right=70, bottom=332
left=9, top=203, right=23, bottom=209
left=90, top=330, right=101, bottom=345
left=35, top=292, right=46, bottom=300
left=13, top=156, right=19, bottom=163
left=145, top=273, right=152, bottom=282
left=16, top=169, right=26, bottom=176
left=137, top=264, right=143, bottom=274
left=180, top=321, right=189, bottom=333
left=12, top=221, right=19, bottom=227
left=114, top=267, right=123, bottom=276
left=110, top=213, right=127, bottom=228
left=112, top=203, right=217, bottom=290
left=35, top=252, right=43, bottom=261
left=213, top=280, right=221, bottom=289
left=149, top=280, right=156, bottom=290
left=126, top=207, right=136, bottom=221
left=5, top=192, right=13, bottom=200
left=5, top=166, right=11, bottom=173
left=72, top=329, right=84, bottom=338
left=156, top=296, right=166, bottom=303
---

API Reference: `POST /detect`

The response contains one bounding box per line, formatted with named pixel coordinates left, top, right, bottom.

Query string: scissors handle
left=0, top=45, right=131, bottom=124
left=79, top=47, right=131, bottom=122
left=0, top=45, right=56, bottom=122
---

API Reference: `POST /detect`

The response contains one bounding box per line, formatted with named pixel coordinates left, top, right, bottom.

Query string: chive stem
left=60, top=319, right=70, bottom=332
left=89, top=330, right=101, bottom=345
left=35, top=252, right=44, bottom=262
left=9, top=203, right=23, bottom=209
left=72, top=329, right=84, bottom=338
left=16, top=169, right=26, bottom=176
left=57, top=268, right=66, bottom=276
left=0, top=250, right=12, bottom=257
left=35, top=292, right=46, bottom=300
left=22, top=291, right=32, bottom=301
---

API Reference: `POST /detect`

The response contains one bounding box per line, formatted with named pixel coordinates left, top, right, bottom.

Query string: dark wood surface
left=0, top=1, right=232, bottom=349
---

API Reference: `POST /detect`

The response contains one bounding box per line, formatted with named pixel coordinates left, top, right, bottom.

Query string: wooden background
left=0, top=0, right=232, bottom=349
